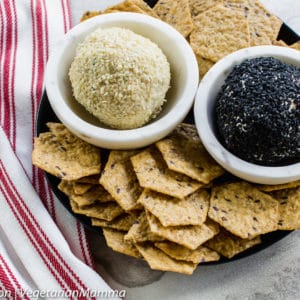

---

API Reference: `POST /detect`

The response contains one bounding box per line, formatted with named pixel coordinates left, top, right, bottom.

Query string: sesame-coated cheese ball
left=69, top=27, right=171, bottom=129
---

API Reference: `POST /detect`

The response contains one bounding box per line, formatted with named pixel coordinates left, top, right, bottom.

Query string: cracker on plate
left=195, top=54, right=215, bottom=78
left=103, top=228, right=142, bottom=258
left=189, top=0, right=223, bottom=17
left=156, top=123, right=224, bottom=184
left=32, top=123, right=101, bottom=181
left=125, top=212, right=164, bottom=243
left=138, top=188, right=210, bottom=226
left=91, top=213, right=137, bottom=231
left=272, top=187, right=300, bottom=230
left=136, top=243, right=197, bottom=275
left=70, top=200, right=124, bottom=221
left=155, top=241, right=220, bottom=263
left=205, top=227, right=262, bottom=258
left=131, top=147, right=202, bottom=199
left=72, top=182, right=93, bottom=195
left=146, top=211, right=219, bottom=250
left=224, top=0, right=282, bottom=46
left=208, top=182, right=279, bottom=239
left=100, top=150, right=143, bottom=211
left=257, top=180, right=300, bottom=192
left=190, top=5, right=250, bottom=62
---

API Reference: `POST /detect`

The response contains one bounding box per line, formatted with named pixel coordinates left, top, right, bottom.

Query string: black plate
left=36, top=2, right=299, bottom=263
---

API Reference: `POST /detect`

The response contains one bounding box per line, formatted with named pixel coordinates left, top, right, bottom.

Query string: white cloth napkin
left=0, top=0, right=120, bottom=298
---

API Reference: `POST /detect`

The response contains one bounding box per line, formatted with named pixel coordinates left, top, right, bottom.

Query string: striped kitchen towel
left=0, top=0, right=119, bottom=298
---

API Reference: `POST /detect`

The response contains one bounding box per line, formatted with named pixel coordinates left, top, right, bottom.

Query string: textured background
left=70, top=1, right=300, bottom=299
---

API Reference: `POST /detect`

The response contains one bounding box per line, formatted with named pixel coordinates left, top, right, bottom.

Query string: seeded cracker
left=136, top=243, right=197, bottom=275
left=205, top=228, right=262, bottom=259
left=257, top=180, right=300, bottom=192
left=76, top=175, right=100, bottom=184
left=70, top=200, right=124, bottom=221
left=80, top=11, right=101, bottom=22
left=155, top=241, right=220, bottom=264
left=146, top=211, right=219, bottom=250
left=190, top=5, right=250, bottom=62
left=125, top=212, right=164, bottom=243
left=131, top=147, right=202, bottom=199
left=189, top=0, right=223, bottom=17
left=91, top=213, right=137, bottom=231
left=290, top=42, right=300, bottom=51
left=153, top=0, right=194, bottom=38
left=138, top=189, right=210, bottom=226
left=156, top=124, right=224, bottom=184
left=224, top=0, right=282, bottom=46
left=72, top=182, right=93, bottom=195
left=100, top=150, right=143, bottom=211
left=70, top=185, right=114, bottom=207
left=103, top=228, right=141, bottom=258
left=58, top=180, right=74, bottom=197
left=32, top=123, right=101, bottom=180
left=208, top=182, right=279, bottom=239
left=196, top=54, right=215, bottom=78
left=272, top=187, right=300, bottom=230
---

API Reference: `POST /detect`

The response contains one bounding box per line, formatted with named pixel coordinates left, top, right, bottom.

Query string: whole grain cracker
left=91, top=213, right=138, bottom=231
left=104, top=0, right=148, bottom=15
left=154, top=0, right=194, bottom=37
left=196, top=54, right=215, bottom=78
left=76, top=175, right=100, bottom=184
left=131, top=0, right=159, bottom=17
left=70, top=200, right=124, bottom=221
left=138, top=189, right=210, bottom=226
left=155, top=241, right=220, bottom=263
left=136, top=243, right=197, bottom=274
left=58, top=180, right=74, bottom=197
left=100, top=150, right=143, bottom=211
left=72, top=182, right=93, bottom=195
left=103, top=228, right=141, bottom=258
left=190, top=5, right=250, bottom=62
left=257, top=180, right=300, bottom=192
left=32, top=123, right=101, bottom=180
left=189, top=0, right=223, bottom=17
left=130, top=147, right=202, bottom=199
left=80, top=11, right=101, bottom=22
left=146, top=211, right=219, bottom=250
left=208, top=182, right=279, bottom=239
left=71, top=185, right=114, bottom=207
left=156, top=124, right=224, bottom=184
left=272, top=187, right=300, bottom=230
left=125, top=212, right=164, bottom=243
left=224, top=0, right=282, bottom=46
left=205, top=228, right=261, bottom=258
left=290, top=42, right=300, bottom=51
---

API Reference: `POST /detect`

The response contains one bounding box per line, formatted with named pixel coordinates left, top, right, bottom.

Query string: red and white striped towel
left=0, top=0, right=119, bottom=298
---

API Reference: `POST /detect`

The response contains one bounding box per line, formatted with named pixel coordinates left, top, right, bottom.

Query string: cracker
left=91, top=213, right=138, bottom=231
left=124, top=212, right=164, bottom=243
left=190, top=5, right=250, bottom=62
left=70, top=200, right=124, bottom=221
left=100, top=150, right=143, bottom=211
left=146, top=211, right=219, bottom=250
left=290, top=42, right=300, bottom=51
left=130, top=147, right=202, bottom=199
left=58, top=180, right=74, bottom=197
left=154, top=0, right=194, bottom=37
left=257, top=180, right=300, bottom=192
left=272, top=187, right=300, bottom=230
left=138, top=189, right=210, bottom=226
left=136, top=243, right=197, bottom=275
left=224, top=0, right=282, bottom=46
left=205, top=228, right=261, bottom=259
left=80, top=11, right=101, bottom=22
left=32, top=123, right=101, bottom=181
left=156, top=124, right=224, bottom=184
left=208, top=182, right=279, bottom=239
left=104, top=0, right=148, bottom=15
left=189, top=0, right=223, bottom=17
left=103, top=228, right=141, bottom=258
left=155, top=241, right=220, bottom=263
left=72, top=182, right=93, bottom=195
left=196, top=54, right=215, bottom=78
left=71, top=185, right=114, bottom=207
left=131, top=0, right=159, bottom=18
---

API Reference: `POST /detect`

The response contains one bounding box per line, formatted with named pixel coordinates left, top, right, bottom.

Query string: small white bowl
left=194, top=45, right=300, bottom=185
left=45, top=12, right=199, bottom=149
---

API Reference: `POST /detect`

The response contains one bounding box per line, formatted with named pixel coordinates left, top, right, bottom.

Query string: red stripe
left=77, top=221, right=92, bottom=267
left=60, top=0, right=67, bottom=33
left=0, top=255, right=30, bottom=300
left=65, top=0, right=73, bottom=29
left=0, top=161, right=94, bottom=296
left=0, top=4, right=5, bottom=126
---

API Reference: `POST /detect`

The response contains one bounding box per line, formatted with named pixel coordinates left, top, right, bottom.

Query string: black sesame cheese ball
left=215, top=57, right=300, bottom=165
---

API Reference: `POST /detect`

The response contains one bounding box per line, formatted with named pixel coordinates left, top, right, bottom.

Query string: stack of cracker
left=32, top=123, right=300, bottom=275
left=80, top=0, right=299, bottom=79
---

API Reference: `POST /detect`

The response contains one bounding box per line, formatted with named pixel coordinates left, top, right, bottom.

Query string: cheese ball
left=69, top=27, right=171, bottom=129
